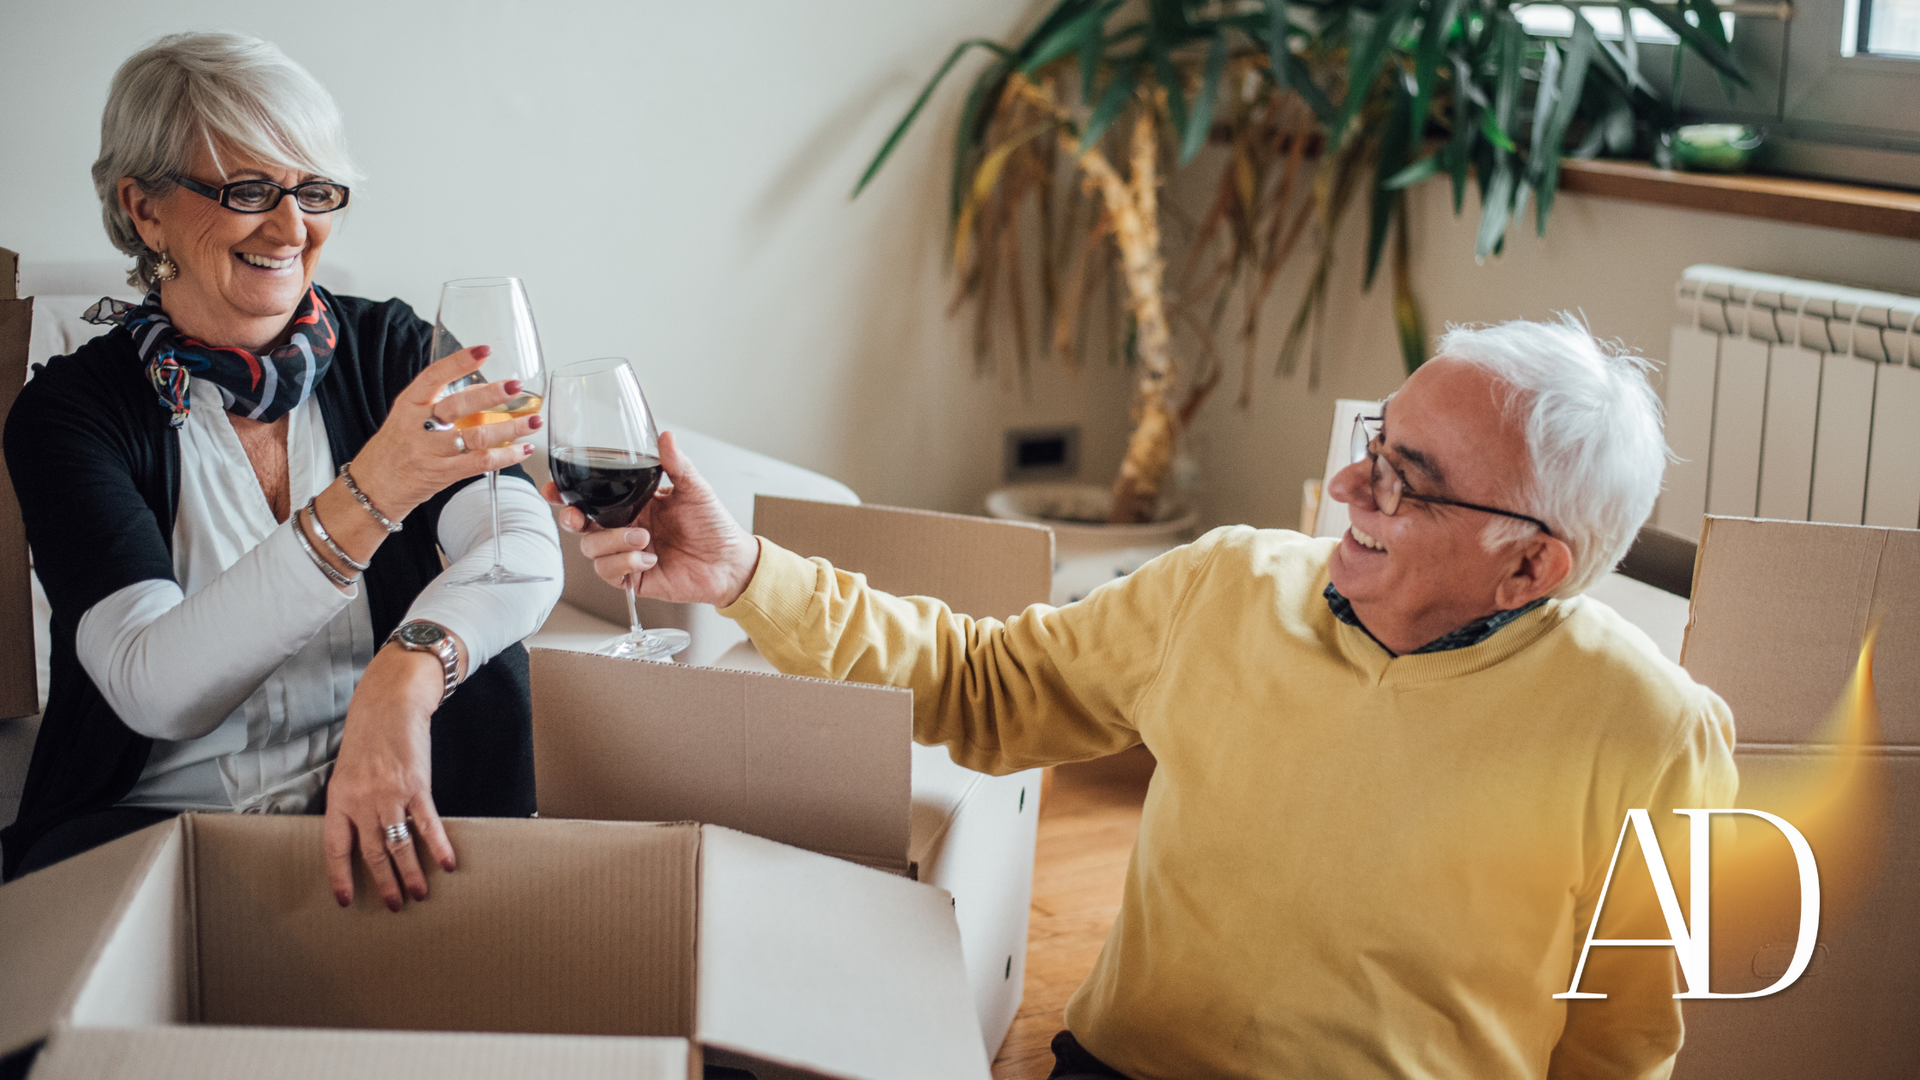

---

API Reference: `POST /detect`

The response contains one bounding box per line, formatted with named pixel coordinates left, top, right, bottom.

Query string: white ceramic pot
left=985, top=483, right=1199, bottom=549
left=985, top=484, right=1201, bottom=605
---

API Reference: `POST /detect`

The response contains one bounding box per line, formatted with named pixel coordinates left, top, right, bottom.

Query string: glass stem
left=487, top=470, right=503, bottom=570
left=626, top=572, right=644, bottom=637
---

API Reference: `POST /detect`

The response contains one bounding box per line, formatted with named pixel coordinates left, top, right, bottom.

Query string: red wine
left=550, top=447, right=664, bottom=529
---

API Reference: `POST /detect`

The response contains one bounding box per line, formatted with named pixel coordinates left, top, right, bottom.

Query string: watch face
left=398, top=621, right=447, bottom=647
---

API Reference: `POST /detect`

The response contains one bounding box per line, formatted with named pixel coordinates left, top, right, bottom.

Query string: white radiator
left=1658, top=265, right=1920, bottom=539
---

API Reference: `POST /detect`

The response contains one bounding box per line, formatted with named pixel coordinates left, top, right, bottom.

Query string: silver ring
left=453, top=433, right=468, bottom=454
left=383, top=821, right=410, bottom=847
left=423, top=417, right=455, bottom=432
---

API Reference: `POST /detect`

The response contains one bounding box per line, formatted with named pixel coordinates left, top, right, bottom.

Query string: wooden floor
left=990, top=747, right=1155, bottom=1079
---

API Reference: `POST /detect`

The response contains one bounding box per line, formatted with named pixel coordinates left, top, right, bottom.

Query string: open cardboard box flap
left=0, top=819, right=179, bottom=1058
left=698, top=826, right=985, bottom=1080
left=29, top=1025, right=690, bottom=1080
left=1683, top=516, right=1919, bottom=745
left=531, top=648, right=913, bottom=874
left=0, top=814, right=987, bottom=1080
left=752, top=495, right=1053, bottom=620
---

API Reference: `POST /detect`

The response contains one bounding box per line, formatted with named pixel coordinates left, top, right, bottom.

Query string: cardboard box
left=535, top=496, right=1054, bottom=1055
left=0, top=247, right=38, bottom=718
left=1672, top=516, right=1920, bottom=1078
left=745, top=496, right=1055, bottom=1055
left=533, top=650, right=914, bottom=875
left=0, top=813, right=990, bottom=1080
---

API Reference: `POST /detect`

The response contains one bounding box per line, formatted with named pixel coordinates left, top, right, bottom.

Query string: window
left=1845, top=0, right=1920, bottom=58
left=1517, top=2, right=1920, bottom=190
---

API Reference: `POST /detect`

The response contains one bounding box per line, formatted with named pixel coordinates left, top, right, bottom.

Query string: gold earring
left=153, top=251, right=179, bottom=282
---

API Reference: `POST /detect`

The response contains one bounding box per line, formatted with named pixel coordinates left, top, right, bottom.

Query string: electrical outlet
left=1004, top=426, right=1079, bottom=481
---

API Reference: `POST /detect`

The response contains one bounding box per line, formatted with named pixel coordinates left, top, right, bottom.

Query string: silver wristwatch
left=387, top=620, right=459, bottom=705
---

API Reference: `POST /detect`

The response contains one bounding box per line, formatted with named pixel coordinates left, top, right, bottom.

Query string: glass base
left=448, top=565, right=554, bottom=587
left=598, top=627, right=691, bottom=661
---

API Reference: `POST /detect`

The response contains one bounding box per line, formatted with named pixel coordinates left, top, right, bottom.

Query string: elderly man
left=549, top=317, right=1737, bottom=1080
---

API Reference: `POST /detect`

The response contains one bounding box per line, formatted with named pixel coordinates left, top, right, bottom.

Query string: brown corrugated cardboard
left=1674, top=516, right=1920, bottom=1078
left=0, top=246, right=38, bottom=718
left=1683, top=516, right=1919, bottom=744
left=30, top=1025, right=688, bottom=1080
left=530, top=648, right=913, bottom=874
left=753, top=495, right=1053, bottom=619
left=191, top=814, right=695, bottom=1036
left=0, top=814, right=988, bottom=1080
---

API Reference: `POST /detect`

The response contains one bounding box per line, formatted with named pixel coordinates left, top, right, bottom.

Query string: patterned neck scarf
left=84, top=286, right=338, bottom=428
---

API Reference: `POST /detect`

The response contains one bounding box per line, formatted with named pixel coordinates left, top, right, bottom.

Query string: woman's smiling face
left=120, top=139, right=334, bottom=350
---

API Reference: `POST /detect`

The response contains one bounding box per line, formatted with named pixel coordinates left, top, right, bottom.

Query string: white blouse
left=75, top=378, right=563, bottom=814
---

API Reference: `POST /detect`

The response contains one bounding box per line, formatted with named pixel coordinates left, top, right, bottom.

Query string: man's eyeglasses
left=1350, top=415, right=1553, bottom=536
left=172, top=175, right=350, bottom=214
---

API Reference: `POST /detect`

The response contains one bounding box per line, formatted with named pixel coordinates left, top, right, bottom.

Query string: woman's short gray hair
left=92, top=32, right=359, bottom=291
left=1437, top=315, right=1670, bottom=598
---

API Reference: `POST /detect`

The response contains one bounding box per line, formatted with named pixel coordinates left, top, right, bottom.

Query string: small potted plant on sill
left=856, top=0, right=1744, bottom=527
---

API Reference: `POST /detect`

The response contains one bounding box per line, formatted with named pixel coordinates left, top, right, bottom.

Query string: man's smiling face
left=1326, top=357, right=1556, bottom=651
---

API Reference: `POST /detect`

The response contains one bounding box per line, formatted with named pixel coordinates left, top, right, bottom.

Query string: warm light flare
left=1707, top=623, right=1890, bottom=983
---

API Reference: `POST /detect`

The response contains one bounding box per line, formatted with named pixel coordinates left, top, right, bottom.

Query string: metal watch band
left=387, top=621, right=459, bottom=705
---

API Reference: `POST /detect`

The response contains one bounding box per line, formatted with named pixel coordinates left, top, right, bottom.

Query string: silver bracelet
left=294, top=509, right=359, bottom=588
left=304, top=498, right=371, bottom=572
left=338, top=462, right=402, bottom=533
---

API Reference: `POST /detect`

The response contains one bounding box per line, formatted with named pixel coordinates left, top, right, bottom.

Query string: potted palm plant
left=857, top=0, right=1743, bottom=524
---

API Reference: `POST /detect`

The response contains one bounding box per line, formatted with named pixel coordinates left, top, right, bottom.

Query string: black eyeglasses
left=172, top=174, right=350, bottom=214
left=1350, top=415, right=1553, bottom=536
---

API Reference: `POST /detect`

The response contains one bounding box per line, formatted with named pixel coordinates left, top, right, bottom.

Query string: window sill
left=1556, top=159, right=1920, bottom=241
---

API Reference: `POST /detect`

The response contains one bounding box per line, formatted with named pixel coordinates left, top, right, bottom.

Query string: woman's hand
left=324, top=645, right=457, bottom=911
left=347, top=345, right=542, bottom=523
left=542, top=431, right=760, bottom=608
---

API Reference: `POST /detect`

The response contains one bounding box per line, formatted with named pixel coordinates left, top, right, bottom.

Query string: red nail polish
left=471, top=345, right=491, bottom=360
left=504, top=379, right=522, bottom=395
left=528, top=415, right=543, bottom=430
left=387, top=898, right=401, bottom=912
left=336, top=893, right=349, bottom=907
left=522, top=444, right=534, bottom=455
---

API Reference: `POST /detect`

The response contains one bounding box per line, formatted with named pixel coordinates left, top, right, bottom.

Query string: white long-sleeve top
left=76, top=378, right=562, bottom=814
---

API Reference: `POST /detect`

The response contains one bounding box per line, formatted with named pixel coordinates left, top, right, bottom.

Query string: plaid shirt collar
left=1323, top=582, right=1545, bottom=657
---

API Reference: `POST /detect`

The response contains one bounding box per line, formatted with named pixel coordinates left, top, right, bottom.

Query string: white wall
left=0, top=0, right=1139, bottom=513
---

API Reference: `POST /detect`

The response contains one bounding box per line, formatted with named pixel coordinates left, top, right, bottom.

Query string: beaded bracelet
left=338, top=462, right=402, bottom=533
left=303, top=498, right=371, bottom=572
left=294, top=508, right=359, bottom=588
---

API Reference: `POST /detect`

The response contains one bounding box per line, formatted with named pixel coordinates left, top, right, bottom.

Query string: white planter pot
left=985, top=484, right=1200, bottom=605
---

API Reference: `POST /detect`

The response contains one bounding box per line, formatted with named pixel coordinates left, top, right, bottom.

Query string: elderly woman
left=0, top=32, right=563, bottom=911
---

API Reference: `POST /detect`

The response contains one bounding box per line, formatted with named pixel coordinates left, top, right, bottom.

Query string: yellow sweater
left=721, top=526, right=1739, bottom=1080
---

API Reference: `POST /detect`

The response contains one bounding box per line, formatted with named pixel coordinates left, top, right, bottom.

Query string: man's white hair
left=93, top=32, right=360, bottom=291
left=1436, top=315, right=1669, bottom=598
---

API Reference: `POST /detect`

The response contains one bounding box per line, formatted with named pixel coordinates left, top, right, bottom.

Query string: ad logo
left=1554, top=808, right=1820, bottom=1000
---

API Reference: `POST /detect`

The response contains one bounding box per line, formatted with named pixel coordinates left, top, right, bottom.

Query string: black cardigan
left=1, top=288, right=536, bottom=879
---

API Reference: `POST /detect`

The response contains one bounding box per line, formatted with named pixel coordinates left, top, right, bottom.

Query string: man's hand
left=542, top=430, right=761, bottom=608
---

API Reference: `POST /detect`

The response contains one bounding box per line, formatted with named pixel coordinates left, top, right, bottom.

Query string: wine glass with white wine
left=430, top=277, right=551, bottom=587
left=546, top=357, right=690, bottom=661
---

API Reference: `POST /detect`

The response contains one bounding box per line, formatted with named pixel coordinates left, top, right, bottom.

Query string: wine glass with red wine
left=546, top=357, right=689, bottom=661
